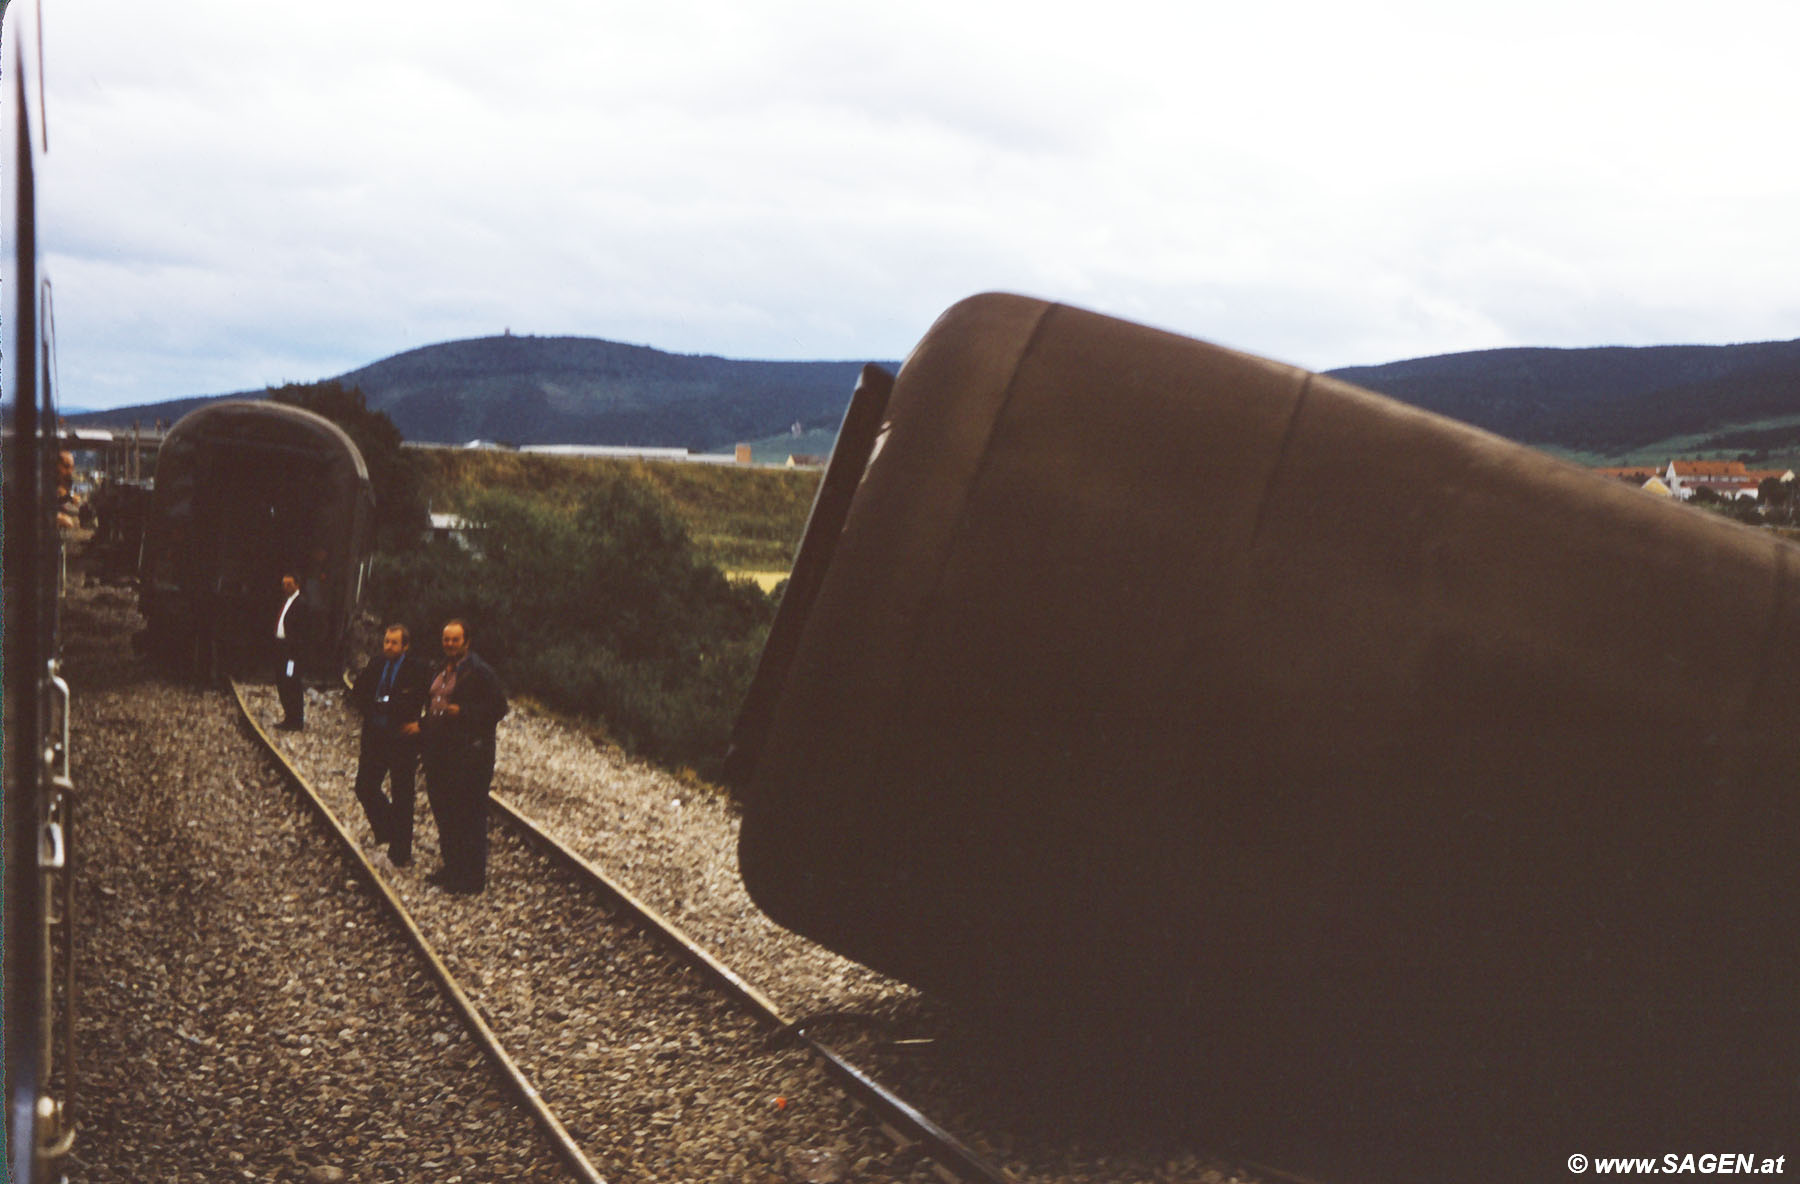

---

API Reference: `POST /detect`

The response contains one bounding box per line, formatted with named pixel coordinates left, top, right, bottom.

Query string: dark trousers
left=353, top=727, right=418, bottom=862
left=424, top=740, right=494, bottom=888
left=275, top=645, right=304, bottom=724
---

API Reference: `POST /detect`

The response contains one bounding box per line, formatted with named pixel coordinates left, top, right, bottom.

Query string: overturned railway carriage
left=140, top=401, right=375, bottom=677
left=732, top=293, right=1800, bottom=1153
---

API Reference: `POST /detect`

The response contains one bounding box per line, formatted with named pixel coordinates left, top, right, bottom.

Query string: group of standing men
left=273, top=572, right=508, bottom=895
left=349, top=618, right=508, bottom=893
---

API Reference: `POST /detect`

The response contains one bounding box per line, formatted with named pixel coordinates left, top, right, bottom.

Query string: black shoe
left=427, top=868, right=482, bottom=894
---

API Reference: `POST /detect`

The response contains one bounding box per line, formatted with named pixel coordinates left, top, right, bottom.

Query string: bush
left=368, top=473, right=775, bottom=778
left=268, top=380, right=430, bottom=551
left=406, top=447, right=821, bottom=569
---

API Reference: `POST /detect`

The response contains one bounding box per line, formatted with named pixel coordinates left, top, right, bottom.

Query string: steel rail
left=487, top=791, right=1018, bottom=1184
left=234, top=676, right=1329, bottom=1184
left=490, top=799, right=1338, bottom=1184
left=235, top=675, right=1013, bottom=1182
left=228, top=681, right=608, bottom=1184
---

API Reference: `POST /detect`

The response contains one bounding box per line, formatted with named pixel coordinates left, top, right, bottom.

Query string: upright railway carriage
left=139, top=401, right=375, bottom=678
left=5, top=2, right=78, bottom=1178
left=730, top=293, right=1800, bottom=1151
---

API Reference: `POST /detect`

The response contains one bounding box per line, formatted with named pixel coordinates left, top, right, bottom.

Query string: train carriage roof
left=159, top=400, right=371, bottom=486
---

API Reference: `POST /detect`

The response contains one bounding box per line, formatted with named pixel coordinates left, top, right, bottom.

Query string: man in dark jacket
left=348, top=623, right=431, bottom=866
left=421, top=618, right=508, bottom=894
left=273, top=571, right=312, bottom=730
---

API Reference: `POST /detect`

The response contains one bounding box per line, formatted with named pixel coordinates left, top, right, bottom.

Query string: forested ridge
left=71, top=334, right=891, bottom=451
left=71, top=329, right=1800, bottom=459
left=1328, top=338, right=1800, bottom=454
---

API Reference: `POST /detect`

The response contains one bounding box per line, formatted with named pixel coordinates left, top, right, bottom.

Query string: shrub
left=368, top=473, right=775, bottom=778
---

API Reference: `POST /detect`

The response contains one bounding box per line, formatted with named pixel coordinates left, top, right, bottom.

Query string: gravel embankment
left=62, top=581, right=573, bottom=1183
left=247, top=683, right=934, bottom=1183
left=61, top=545, right=1277, bottom=1183
left=258, top=654, right=1277, bottom=1184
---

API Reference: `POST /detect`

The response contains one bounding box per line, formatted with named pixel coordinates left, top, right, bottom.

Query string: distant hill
left=338, top=334, right=906, bottom=449
left=1327, top=339, right=1800, bottom=456
left=68, top=329, right=1800, bottom=462
left=69, top=335, right=894, bottom=451
left=70, top=392, right=234, bottom=431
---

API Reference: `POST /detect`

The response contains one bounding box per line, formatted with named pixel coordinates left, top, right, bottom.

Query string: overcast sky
left=14, top=0, right=1800, bottom=410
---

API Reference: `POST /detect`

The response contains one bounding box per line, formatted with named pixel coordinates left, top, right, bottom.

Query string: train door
left=193, top=443, right=327, bottom=677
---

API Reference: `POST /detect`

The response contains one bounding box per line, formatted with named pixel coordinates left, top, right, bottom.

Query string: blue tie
left=378, top=659, right=397, bottom=698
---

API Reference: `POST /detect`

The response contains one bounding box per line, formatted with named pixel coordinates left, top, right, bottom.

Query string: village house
left=1661, top=459, right=1795, bottom=501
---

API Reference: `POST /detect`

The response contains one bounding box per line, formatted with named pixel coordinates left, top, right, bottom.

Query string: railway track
left=230, top=677, right=1015, bottom=1184
left=62, top=582, right=577, bottom=1182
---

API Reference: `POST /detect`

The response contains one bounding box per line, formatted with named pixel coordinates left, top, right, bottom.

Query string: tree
left=266, top=380, right=429, bottom=551
left=1758, top=476, right=1800, bottom=526
left=1687, top=485, right=1762, bottom=526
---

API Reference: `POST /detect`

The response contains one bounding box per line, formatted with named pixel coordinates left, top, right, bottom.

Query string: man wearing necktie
left=348, top=624, right=431, bottom=865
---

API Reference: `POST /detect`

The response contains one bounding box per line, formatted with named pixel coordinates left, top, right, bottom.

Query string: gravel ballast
left=253, top=652, right=1278, bottom=1184
left=62, top=582, right=572, bottom=1183
left=61, top=561, right=1278, bottom=1184
left=246, top=683, right=931, bottom=1183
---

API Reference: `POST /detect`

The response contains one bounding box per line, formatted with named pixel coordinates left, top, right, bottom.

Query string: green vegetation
left=1684, top=486, right=1766, bottom=527
left=267, top=380, right=430, bottom=551
left=633, top=461, right=820, bottom=570
left=408, top=448, right=821, bottom=570
left=240, top=420, right=812, bottom=778
left=1740, top=476, right=1800, bottom=528
left=368, top=474, right=778, bottom=779
left=1541, top=416, right=1800, bottom=470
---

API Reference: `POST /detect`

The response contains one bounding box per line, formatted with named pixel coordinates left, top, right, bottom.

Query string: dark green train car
left=139, top=400, right=375, bottom=678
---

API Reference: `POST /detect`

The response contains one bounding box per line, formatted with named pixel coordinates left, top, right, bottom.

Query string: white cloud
left=17, top=0, right=1800, bottom=408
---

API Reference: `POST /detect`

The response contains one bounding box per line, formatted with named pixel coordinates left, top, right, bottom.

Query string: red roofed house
left=1665, top=459, right=1760, bottom=501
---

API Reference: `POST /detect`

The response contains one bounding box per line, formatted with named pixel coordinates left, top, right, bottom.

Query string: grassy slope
left=409, top=448, right=822, bottom=571
left=1541, top=414, right=1800, bottom=468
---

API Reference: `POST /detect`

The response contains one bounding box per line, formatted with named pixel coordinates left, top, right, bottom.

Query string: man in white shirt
left=273, top=571, right=311, bottom=730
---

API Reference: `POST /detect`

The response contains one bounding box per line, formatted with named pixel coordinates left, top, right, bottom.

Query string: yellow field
left=726, top=569, right=789, bottom=593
